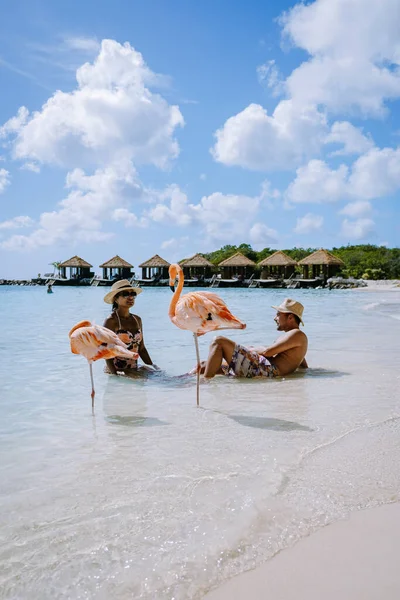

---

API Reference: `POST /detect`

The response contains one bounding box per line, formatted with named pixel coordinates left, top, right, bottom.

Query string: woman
left=103, top=279, right=157, bottom=375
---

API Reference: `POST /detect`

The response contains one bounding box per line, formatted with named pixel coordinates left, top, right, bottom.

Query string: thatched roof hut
left=60, top=255, right=92, bottom=268
left=258, top=251, right=297, bottom=279
left=99, top=255, right=133, bottom=280
left=180, top=253, right=214, bottom=280
left=59, top=255, right=93, bottom=279
left=298, top=249, right=344, bottom=279
left=218, top=252, right=256, bottom=279
left=138, top=254, right=170, bottom=280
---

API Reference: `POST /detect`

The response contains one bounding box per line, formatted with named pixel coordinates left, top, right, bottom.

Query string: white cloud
left=294, top=213, right=324, bottom=234
left=161, top=238, right=178, bottom=249
left=0, top=161, right=141, bottom=250
left=63, top=37, right=100, bottom=53
left=349, top=146, right=400, bottom=199
left=281, top=0, right=400, bottom=115
left=212, top=101, right=327, bottom=171
left=0, top=215, right=34, bottom=230
left=20, top=162, right=40, bottom=173
left=256, top=60, right=284, bottom=95
left=286, top=146, right=400, bottom=205
left=0, top=168, right=11, bottom=194
left=211, top=0, right=400, bottom=172
left=341, top=217, right=375, bottom=240
left=112, top=208, right=147, bottom=228
left=1, top=40, right=184, bottom=169
left=339, top=200, right=372, bottom=217
left=148, top=185, right=192, bottom=226
left=326, top=121, right=373, bottom=156
left=249, top=223, right=279, bottom=248
left=0, top=107, right=29, bottom=138
left=286, top=160, right=348, bottom=204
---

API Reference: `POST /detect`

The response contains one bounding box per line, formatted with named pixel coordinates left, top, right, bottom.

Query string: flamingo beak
left=169, top=284, right=175, bottom=293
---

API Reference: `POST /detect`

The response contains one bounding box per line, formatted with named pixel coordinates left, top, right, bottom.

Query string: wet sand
left=205, top=502, right=400, bottom=600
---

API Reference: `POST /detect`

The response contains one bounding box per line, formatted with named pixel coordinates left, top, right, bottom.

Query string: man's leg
left=204, top=336, right=236, bottom=378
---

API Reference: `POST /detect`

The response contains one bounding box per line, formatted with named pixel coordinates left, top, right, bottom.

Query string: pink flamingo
left=168, top=263, right=246, bottom=405
left=69, top=320, right=139, bottom=407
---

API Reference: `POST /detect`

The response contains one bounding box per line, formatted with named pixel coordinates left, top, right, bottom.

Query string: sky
left=0, top=0, right=399, bottom=278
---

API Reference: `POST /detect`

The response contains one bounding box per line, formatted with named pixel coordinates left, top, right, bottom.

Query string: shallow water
left=0, top=286, right=399, bottom=599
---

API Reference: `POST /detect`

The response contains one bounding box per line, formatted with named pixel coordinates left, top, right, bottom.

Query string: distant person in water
left=103, top=280, right=159, bottom=375
left=47, top=284, right=53, bottom=293
left=198, top=298, right=308, bottom=379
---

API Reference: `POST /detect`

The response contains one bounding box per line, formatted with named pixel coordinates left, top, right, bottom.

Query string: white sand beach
left=205, top=502, right=400, bottom=600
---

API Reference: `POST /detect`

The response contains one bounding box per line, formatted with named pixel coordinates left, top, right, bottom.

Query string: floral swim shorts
left=225, top=344, right=279, bottom=378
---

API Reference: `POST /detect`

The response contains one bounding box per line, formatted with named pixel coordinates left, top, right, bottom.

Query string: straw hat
left=271, top=298, right=304, bottom=325
left=103, top=279, right=143, bottom=304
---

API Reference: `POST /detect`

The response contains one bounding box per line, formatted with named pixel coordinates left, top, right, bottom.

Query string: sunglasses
left=119, top=291, right=137, bottom=298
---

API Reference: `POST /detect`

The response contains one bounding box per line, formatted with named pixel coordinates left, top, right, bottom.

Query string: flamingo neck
left=169, top=267, right=184, bottom=318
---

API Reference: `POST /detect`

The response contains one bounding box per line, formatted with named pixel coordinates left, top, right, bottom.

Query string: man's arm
left=259, top=330, right=303, bottom=358
left=299, top=357, right=308, bottom=368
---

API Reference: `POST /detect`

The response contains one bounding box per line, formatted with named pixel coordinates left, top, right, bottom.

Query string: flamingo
left=69, top=320, right=139, bottom=407
left=168, top=263, right=246, bottom=405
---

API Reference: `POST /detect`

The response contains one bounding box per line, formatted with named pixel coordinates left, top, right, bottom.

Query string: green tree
left=49, top=261, right=63, bottom=276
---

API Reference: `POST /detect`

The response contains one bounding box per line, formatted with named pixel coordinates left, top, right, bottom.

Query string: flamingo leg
left=89, top=362, right=95, bottom=408
left=193, top=333, right=201, bottom=407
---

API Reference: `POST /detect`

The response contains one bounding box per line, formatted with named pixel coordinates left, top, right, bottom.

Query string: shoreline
left=204, top=502, right=400, bottom=600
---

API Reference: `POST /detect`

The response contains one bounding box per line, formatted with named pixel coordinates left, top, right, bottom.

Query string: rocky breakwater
left=327, top=277, right=368, bottom=289
left=0, top=279, right=38, bottom=286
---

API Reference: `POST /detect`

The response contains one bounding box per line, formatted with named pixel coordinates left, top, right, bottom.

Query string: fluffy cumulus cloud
left=212, top=101, right=327, bottom=171
left=0, top=40, right=185, bottom=250
left=249, top=223, right=279, bottom=248
left=146, top=181, right=278, bottom=246
left=325, top=121, right=373, bottom=156
left=281, top=0, right=400, bottom=116
left=286, top=160, right=348, bottom=204
left=294, top=213, right=324, bottom=234
left=211, top=0, right=400, bottom=172
left=341, top=218, right=375, bottom=240
left=286, top=145, right=400, bottom=206
left=0, top=161, right=143, bottom=250
left=339, top=200, right=372, bottom=217
left=0, top=215, right=34, bottom=230
left=0, top=40, right=184, bottom=169
left=0, top=168, right=11, bottom=194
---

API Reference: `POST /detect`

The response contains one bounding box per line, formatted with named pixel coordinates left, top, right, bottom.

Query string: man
left=203, top=298, right=308, bottom=379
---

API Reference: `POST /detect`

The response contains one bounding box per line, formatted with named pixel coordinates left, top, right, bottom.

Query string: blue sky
left=1, top=0, right=399, bottom=278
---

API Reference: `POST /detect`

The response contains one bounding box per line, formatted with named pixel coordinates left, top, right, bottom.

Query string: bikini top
left=112, top=311, right=143, bottom=369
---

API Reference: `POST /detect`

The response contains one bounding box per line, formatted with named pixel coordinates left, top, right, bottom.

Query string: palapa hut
left=59, top=255, right=93, bottom=280
left=99, top=255, right=133, bottom=281
left=218, top=252, right=256, bottom=280
left=257, top=251, right=298, bottom=279
left=138, top=254, right=170, bottom=281
left=298, top=249, right=344, bottom=280
left=180, top=253, right=214, bottom=281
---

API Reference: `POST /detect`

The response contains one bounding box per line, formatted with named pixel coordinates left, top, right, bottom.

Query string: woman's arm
left=137, top=317, right=153, bottom=365
left=103, top=315, right=118, bottom=375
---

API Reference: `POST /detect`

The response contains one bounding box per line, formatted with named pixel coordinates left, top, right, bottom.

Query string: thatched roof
left=60, top=255, right=92, bottom=268
left=258, top=251, right=297, bottom=267
left=180, top=253, right=213, bottom=268
left=218, top=252, right=256, bottom=267
left=298, top=249, right=344, bottom=266
left=99, top=255, right=133, bottom=268
left=138, top=254, right=170, bottom=268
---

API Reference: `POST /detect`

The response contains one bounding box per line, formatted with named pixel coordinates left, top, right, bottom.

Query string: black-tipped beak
left=169, top=285, right=175, bottom=293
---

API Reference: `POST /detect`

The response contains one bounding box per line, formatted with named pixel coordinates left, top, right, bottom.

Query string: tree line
left=202, top=244, right=400, bottom=280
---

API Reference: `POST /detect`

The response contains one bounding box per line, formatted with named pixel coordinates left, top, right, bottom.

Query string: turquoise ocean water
left=0, top=285, right=400, bottom=599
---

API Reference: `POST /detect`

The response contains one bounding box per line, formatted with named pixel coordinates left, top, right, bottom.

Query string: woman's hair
left=112, top=294, right=120, bottom=312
